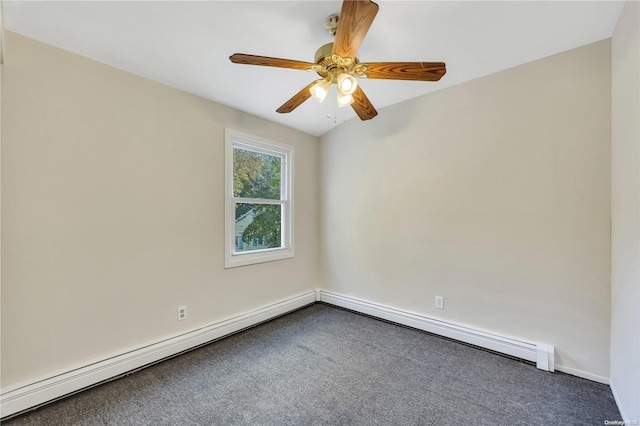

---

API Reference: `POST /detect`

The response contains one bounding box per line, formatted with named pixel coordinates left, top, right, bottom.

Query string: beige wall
left=0, top=24, right=626, bottom=397
left=0, top=32, right=319, bottom=389
left=611, top=1, right=640, bottom=420
left=320, top=40, right=612, bottom=378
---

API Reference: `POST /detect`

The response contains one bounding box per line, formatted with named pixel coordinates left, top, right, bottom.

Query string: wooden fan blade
left=332, top=0, right=379, bottom=58
left=364, top=62, right=447, bottom=81
left=351, top=86, right=377, bottom=120
left=229, top=53, right=315, bottom=71
left=276, top=82, right=316, bottom=114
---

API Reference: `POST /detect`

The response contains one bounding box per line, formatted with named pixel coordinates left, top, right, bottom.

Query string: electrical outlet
left=178, top=306, right=187, bottom=321
left=435, top=296, right=444, bottom=310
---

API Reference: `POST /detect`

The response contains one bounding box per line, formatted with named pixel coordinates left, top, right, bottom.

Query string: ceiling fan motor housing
left=313, top=42, right=365, bottom=83
left=314, top=42, right=335, bottom=64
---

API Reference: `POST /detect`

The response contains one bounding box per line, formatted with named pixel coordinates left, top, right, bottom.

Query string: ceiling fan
left=229, top=0, right=446, bottom=121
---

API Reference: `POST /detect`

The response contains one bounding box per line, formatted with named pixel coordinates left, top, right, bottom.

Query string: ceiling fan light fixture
left=337, top=92, right=354, bottom=108
left=336, top=73, right=358, bottom=96
left=309, top=78, right=331, bottom=103
left=230, top=0, right=445, bottom=121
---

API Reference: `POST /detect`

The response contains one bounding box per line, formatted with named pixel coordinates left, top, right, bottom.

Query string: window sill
left=224, top=248, right=294, bottom=269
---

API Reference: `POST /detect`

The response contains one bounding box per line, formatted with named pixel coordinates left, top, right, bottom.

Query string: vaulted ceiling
left=2, top=1, right=625, bottom=136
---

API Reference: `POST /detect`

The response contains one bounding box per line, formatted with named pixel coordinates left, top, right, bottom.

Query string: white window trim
left=224, top=129, right=294, bottom=268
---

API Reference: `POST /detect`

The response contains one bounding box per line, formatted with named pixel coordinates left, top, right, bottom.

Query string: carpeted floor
left=2, top=303, right=621, bottom=425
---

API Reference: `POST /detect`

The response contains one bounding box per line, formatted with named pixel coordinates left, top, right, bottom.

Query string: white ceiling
left=2, top=1, right=625, bottom=136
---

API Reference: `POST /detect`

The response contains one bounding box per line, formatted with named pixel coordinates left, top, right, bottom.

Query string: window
left=225, top=129, right=294, bottom=268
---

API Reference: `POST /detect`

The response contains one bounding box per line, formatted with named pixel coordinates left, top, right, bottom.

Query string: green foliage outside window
left=233, top=148, right=282, bottom=249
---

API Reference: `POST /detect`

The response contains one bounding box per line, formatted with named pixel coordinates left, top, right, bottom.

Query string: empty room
left=1, top=0, right=638, bottom=424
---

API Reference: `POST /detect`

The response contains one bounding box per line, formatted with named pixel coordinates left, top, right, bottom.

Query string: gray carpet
left=2, top=303, right=621, bottom=425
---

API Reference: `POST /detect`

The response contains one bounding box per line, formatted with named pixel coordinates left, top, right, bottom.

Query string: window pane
left=233, top=148, right=282, bottom=199
left=234, top=203, right=282, bottom=252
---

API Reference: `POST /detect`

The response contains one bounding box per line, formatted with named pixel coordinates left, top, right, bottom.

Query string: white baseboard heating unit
left=316, top=290, right=555, bottom=372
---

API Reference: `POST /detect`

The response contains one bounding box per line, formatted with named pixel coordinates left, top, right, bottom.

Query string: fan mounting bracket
left=324, top=14, right=339, bottom=37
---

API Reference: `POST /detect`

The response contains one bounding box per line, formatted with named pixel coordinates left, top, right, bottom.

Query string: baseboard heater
left=0, top=291, right=317, bottom=420
left=317, top=290, right=555, bottom=372
left=1, top=289, right=555, bottom=419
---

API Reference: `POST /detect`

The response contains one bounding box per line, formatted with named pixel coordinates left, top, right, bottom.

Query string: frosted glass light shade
left=337, top=92, right=354, bottom=107
left=336, top=73, right=357, bottom=96
left=309, top=79, right=331, bottom=103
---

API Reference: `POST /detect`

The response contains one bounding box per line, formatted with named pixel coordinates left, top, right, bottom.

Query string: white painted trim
left=224, top=128, right=295, bottom=269
left=555, top=364, right=610, bottom=385
left=609, top=381, right=633, bottom=422
left=318, top=290, right=555, bottom=372
left=0, top=291, right=316, bottom=419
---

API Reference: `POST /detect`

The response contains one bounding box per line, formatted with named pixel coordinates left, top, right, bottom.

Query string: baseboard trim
left=609, top=380, right=631, bottom=421
left=555, top=364, right=610, bottom=385
left=0, top=291, right=317, bottom=419
left=318, top=290, right=555, bottom=372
